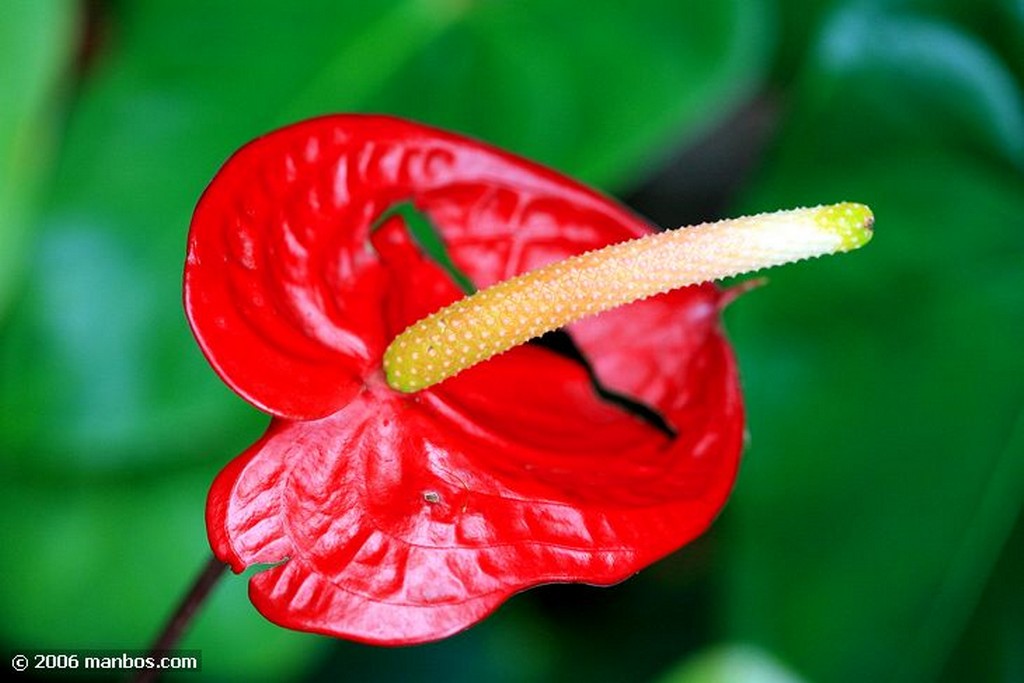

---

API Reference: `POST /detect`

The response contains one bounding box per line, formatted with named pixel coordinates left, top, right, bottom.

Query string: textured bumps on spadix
left=384, top=203, right=873, bottom=392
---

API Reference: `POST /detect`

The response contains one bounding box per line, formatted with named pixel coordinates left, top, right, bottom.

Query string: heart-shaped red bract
left=186, top=115, right=744, bottom=644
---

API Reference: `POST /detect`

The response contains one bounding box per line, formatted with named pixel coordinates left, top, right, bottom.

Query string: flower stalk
left=133, top=556, right=227, bottom=683
left=384, top=202, right=873, bottom=392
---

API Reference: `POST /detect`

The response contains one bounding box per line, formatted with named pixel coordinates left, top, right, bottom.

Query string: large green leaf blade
left=722, top=8, right=1024, bottom=682
left=727, top=150, right=1024, bottom=683
left=362, top=0, right=773, bottom=187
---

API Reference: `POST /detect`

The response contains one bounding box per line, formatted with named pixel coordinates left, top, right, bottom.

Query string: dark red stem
left=132, top=555, right=228, bottom=683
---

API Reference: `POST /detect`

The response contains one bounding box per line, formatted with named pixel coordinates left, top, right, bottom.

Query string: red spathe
left=185, top=115, right=744, bottom=644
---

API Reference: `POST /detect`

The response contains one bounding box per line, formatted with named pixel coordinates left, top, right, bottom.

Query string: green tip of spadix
left=815, top=202, right=874, bottom=251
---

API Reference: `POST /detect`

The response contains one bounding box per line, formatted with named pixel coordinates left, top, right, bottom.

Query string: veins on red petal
left=194, top=116, right=746, bottom=644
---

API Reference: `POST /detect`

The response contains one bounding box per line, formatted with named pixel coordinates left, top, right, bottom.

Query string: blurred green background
left=2, top=0, right=1022, bottom=681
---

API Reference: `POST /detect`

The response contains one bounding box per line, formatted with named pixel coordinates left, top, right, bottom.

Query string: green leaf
left=791, top=5, right=1024, bottom=167
left=722, top=9, right=1024, bottom=679
left=770, top=0, right=1024, bottom=89
left=0, top=467, right=324, bottom=681
left=727, top=153, right=1024, bottom=683
left=0, top=0, right=76, bottom=316
left=363, top=0, right=772, bottom=187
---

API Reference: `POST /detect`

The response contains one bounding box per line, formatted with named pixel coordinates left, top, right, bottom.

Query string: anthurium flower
left=185, top=115, right=871, bottom=644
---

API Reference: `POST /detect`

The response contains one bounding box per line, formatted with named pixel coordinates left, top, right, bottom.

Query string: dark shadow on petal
left=529, top=330, right=677, bottom=439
